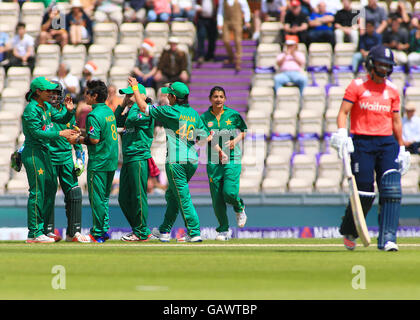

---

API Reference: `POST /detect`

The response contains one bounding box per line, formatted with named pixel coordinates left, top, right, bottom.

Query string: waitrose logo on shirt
left=359, top=101, right=391, bottom=112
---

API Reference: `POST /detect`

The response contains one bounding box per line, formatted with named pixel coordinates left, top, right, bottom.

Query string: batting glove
left=10, top=145, right=24, bottom=172
left=74, top=150, right=85, bottom=177
left=396, top=146, right=411, bottom=176
left=330, top=128, right=354, bottom=159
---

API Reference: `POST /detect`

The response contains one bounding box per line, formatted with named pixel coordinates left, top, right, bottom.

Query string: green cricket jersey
left=115, top=103, right=154, bottom=163
left=22, top=99, right=75, bottom=149
left=149, top=103, right=209, bottom=163
left=85, top=103, right=119, bottom=172
left=49, top=105, right=83, bottom=165
left=200, top=105, right=247, bottom=163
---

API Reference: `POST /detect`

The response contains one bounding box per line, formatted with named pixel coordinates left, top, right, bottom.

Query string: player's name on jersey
left=179, top=115, right=196, bottom=122
left=105, top=115, right=116, bottom=122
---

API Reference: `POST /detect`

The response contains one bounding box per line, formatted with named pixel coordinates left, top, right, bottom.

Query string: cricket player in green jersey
left=115, top=84, right=155, bottom=242
left=21, top=77, right=79, bottom=243
left=201, top=86, right=247, bottom=241
left=68, top=80, right=119, bottom=243
left=128, top=77, right=210, bottom=242
left=43, top=81, right=91, bottom=243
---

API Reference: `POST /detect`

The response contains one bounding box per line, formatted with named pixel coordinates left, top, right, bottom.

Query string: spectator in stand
left=408, top=22, right=420, bottom=68
left=382, top=17, right=409, bottom=66
left=274, top=34, right=307, bottom=95
left=0, top=30, right=10, bottom=66
left=53, top=62, right=80, bottom=101
left=9, top=22, right=35, bottom=72
left=154, top=37, right=189, bottom=89
left=359, top=0, right=387, bottom=36
left=352, top=19, right=382, bottom=73
left=300, top=0, right=313, bottom=16
left=217, top=0, right=251, bottom=72
left=195, top=0, right=218, bottom=63
left=402, top=103, right=420, bottom=155
left=75, top=61, right=98, bottom=130
left=105, top=84, right=123, bottom=112
left=39, top=6, right=69, bottom=49
left=172, top=0, right=196, bottom=21
left=66, top=0, right=93, bottom=45
left=146, top=0, right=172, bottom=22
left=133, top=39, right=157, bottom=88
left=252, top=0, right=287, bottom=41
left=80, top=0, right=97, bottom=17
left=388, top=0, right=411, bottom=33
left=94, top=0, right=124, bottom=25
left=307, top=1, right=335, bottom=46
left=79, top=61, right=98, bottom=99
left=123, top=0, right=147, bottom=23
left=334, top=0, right=358, bottom=45
left=284, top=0, right=309, bottom=46
left=310, top=0, right=341, bottom=15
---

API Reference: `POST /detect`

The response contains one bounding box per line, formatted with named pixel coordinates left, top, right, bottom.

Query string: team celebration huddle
left=16, top=43, right=410, bottom=251
left=16, top=74, right=248, bottom=244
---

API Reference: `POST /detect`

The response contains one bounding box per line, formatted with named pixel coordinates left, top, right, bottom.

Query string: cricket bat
left=342, top=145, right=371, bottom=247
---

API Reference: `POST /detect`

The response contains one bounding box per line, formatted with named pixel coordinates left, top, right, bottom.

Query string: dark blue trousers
left=340, top=135, right=401, bottom=247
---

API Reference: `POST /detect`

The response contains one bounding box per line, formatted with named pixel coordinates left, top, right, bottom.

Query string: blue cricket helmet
left=365, top=45, right=396, bottom=77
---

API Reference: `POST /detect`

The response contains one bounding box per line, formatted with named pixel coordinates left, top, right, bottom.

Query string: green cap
left=119, top=84, right=146, bottom=95
left=161, top=82, right=189, bottom=98
left=30, top=77, right=58, bottom=92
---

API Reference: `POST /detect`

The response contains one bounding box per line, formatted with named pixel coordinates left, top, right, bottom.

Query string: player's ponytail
left=25, top=90, right=37, bottom=102
left=175, top=94, right=189, bottom=106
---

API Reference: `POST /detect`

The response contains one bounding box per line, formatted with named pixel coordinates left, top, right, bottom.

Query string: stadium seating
left=21, top=2, right=45, bottom=27
left=93, top=22, right=119, bottom=49
left=32, top=66, right=56, bottom=80
left=272, top=109, right=297, bottom=136
left=260, top=22, right=282, bottom=44
left=6, top=67, right=31, bottom=94
left=62, top=45, right=87, bottom=77
left=0, top=88, right=25, bottom=114
left=170, top=21, right=196, bottom=47
left=6, top=178, right=29, bottom=195
left=0, top=67, right=5, bottom=94
left=256, top=43, right=280, bottom=68
left=334, top=43, right=356, bottom=67
left=144, top=22, right=170, bottom=54
left=405, top=87, right=420, bottom=108
left=87, top=44, right=112, bottom=78
left=0, top=111, right=20, bottom=141
left=113, top=44, right=138, bottom=69
left=35, top=44, right=61, bottom=72
left=308, top=43, right=333, bottom=69
left=288, top=177, right=313, bottom=193
left=119, top=22, right=144, bottom=48
left=0, top=2, right=20, bottom=29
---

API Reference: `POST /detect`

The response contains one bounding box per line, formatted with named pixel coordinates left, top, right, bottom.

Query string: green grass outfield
left=1, top=238, right=420, bottom=300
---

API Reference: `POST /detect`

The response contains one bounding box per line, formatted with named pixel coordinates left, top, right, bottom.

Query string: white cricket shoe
left=343, top=234, right=357, bottom=250
left=177, top=235, right=202, bottom=243
left=215, top=231, right=229, bottom=241
left=26, top=234, right=55, bottom=243
left=235, top=209, right=247, bottom=228
left=152, top=227, right=170, bottom=242
left=65, top=232, right=92, bottom=243
left=47, top=232, right=62, bottom=242
left=383, top=241, right=399, bottom=252
left=121, top=232, right=140, bottom=242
